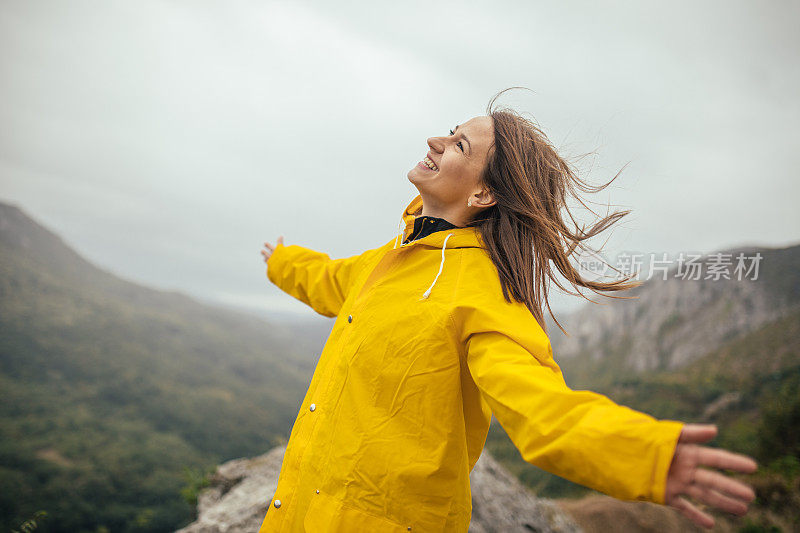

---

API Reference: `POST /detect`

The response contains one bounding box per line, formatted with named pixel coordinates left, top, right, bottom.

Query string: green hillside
left=0, top=203, right=313, bottom=532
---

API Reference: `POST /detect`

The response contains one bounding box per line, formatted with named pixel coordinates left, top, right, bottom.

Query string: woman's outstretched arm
left=452, top=281, right=757, bottom=529
left=461, top=328, right=757, bottom=529
left=261, top=236, right=368, bottom=318
left=462, top=327, right=684, bottom=503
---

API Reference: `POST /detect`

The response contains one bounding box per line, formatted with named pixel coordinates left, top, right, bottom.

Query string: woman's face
left=407, top=115, right=495, bottom=225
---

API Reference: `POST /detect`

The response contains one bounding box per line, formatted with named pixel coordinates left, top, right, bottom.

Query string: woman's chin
left=408, top=166, right=437, bottom=184
left=408, top=176, right=436, bottom=198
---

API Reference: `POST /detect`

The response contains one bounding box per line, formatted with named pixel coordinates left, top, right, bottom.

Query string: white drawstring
left=393, top=217, right=405, bottom=249
left=420, top=233, right=454, bottom=300
left=394, top=214, right=453, bottom=299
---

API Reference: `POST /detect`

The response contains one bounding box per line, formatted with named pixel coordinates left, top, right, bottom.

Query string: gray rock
left=176, top=446, right=582, bottom=533
left=468, top=451, right=582, bottom=533
left=176, top=446, right=284, bottom=533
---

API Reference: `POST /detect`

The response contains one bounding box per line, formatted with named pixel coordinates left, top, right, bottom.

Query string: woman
left=258, top=90, right=758, bottom=532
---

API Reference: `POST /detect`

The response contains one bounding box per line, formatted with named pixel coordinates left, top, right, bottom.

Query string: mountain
left=0, top=201, right=319, bottom=532
left=546, top=243, right=800, bottom=388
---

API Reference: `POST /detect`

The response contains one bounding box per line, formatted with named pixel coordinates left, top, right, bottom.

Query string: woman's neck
left=419, top=207, right=466, bottom=227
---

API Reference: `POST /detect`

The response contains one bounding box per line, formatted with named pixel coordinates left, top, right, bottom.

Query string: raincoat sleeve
left=266, top=242, right=367, bottom=317
left=455, top=295, right=684, bottom=505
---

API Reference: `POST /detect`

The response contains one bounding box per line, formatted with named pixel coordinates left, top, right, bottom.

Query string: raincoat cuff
left=266, top=243, right=289, bottom=285
left=651, top=420, right=684, bottom=504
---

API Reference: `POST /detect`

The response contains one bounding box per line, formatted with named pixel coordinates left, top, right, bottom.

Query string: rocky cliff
left=175, top=445, right=582, bottom=532
left=547, top=244, right=800, bottom=386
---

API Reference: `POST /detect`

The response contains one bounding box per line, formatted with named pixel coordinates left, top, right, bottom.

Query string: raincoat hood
left=259, top=194, right=685, bottom=532
left=392, top=194, right=485, bottom=300
left=393, top=193, right=485, bottom=250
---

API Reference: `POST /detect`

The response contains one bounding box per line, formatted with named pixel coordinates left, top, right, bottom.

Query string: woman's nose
left=427, top=136, right=443, bottom=152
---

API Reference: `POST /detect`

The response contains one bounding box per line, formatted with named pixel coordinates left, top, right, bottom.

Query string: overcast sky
left=1, top=0, right=798, bottom=320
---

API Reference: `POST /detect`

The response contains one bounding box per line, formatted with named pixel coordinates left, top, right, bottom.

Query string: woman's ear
left=474, top=188, right=496, bottom=209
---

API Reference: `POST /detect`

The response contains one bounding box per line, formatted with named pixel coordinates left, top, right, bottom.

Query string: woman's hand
left=665, top=424, right=758, bottom=529
left=261, top=236, right=284, bottom=264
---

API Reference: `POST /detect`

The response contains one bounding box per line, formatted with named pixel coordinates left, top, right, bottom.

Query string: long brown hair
left=468, top=87, right=643, bottom=336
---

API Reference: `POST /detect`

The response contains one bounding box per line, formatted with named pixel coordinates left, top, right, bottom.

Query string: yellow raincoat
left=258, top=194, right=684, bottom=532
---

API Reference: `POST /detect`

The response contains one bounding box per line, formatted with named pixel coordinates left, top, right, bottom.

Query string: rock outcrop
left=176, top=445, right=582, bottom=532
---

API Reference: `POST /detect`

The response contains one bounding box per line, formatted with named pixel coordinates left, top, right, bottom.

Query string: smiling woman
left=406, top=94, right=644, bottom=335
left=258, top=87, right=758, bottom=532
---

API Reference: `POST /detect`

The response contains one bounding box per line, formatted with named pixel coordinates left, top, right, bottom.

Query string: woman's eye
left=449, top=129, right=464, bottom=152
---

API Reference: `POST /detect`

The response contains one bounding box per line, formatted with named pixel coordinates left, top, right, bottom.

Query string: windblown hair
left=468, top=87, right=643, bottom=336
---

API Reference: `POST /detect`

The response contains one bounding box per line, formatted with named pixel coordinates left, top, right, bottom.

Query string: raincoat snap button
left=273, top=499, right=281, bottom=509
left=315, top=489, right=320, bottom=494
left=309, top=403, right=316, bottom=412
left=347, top=315, right=353, bottom=323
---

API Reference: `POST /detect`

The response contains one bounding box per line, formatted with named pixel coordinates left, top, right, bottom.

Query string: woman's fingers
left=263, top=236, right=285, bottom=252
left=262, top=237, right=284, bottom=263
left=684, top=466, right=756, bottom=518
left=697, top=446, right=758, bottom=474
left=686, top=480, right=749, bottom=516
left=671, top=496, right=715, bottom=530
left=666, top=440, right=759, bottom=525
left=694, top=467, right=756, bottom=502
left=678, top=424, right=718, bottom=444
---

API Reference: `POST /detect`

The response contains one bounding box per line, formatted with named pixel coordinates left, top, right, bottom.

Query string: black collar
left=403, top=215, right=460, bottom=244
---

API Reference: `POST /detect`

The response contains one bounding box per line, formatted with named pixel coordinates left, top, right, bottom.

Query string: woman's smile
left=417, top=155, right=439, bottom=172
left=417, top=160, right=434, bottom=171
